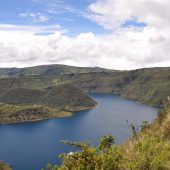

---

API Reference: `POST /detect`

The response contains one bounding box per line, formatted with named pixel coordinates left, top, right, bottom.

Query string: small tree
left=97, top=134, right=114, bottom=150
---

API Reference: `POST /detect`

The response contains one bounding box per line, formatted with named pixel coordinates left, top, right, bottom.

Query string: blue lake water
left=0, top=93, right=158, bottom=170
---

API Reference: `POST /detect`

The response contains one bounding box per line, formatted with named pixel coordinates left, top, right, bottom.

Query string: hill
left=0, top=64, right=114, bottom=77
left=0, top=67, right=169, bottom=106
left=57, top=67, right=170, bottom=106
left=0, top=83, right=97, bottom=112
left=0, top=66, right=169, bottom=110
left=41, top=83, right=97, bottom=111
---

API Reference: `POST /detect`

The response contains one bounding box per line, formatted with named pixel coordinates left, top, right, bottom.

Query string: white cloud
left=31, top=0, right=79, bottom=14
left=88, top=0, right=170, bottom=30
left=0, top=24, right=169, bottom=69
left=0, top=0, right=170, bottom=69
left=19, top=12, right=49, bottom=23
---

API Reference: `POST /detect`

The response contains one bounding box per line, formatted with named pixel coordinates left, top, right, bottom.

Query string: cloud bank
left=0, top=0, right=170, bottom=69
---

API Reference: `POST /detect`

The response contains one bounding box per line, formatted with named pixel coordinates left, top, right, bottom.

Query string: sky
left=0, top=0, right=170, bottom=69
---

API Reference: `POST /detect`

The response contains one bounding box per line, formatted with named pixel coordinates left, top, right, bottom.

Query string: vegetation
left=0, top=161, right=12, bottom=170
left=0, top=82, right=96, bottom=112
left=0, top=65, right=169, bottom=107
left=0, top=83, right=96, bottom=123
left=0, top=103, right=71, bottom=124
left=41, top=107, right=170, bottom=170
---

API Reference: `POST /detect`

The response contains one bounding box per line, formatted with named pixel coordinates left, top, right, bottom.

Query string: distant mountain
left=0, top=67, right=169, bottom=107
left=0, top=64, right=114, bottom=77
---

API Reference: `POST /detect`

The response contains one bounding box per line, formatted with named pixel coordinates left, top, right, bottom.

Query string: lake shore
left=0, top=104, right=97, bottom=125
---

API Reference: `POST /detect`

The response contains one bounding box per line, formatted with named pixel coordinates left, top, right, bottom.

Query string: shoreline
left=0, top=91, right=162, bottom=125
left=0, top=104, right=97, bottom=125
left=0, top=113, right=72, bottom=125
left=0, top=93, right=160, bottom=125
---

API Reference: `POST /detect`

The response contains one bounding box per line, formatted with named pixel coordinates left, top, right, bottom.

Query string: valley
left=0, top=65, right=169, bottom=170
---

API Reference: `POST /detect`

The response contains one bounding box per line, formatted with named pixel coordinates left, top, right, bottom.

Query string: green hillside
left=0, top=83, right=96, bottom=118
left=59, top=67, right=170, bottom=106
left=41, top=83, right=97, bottom=111
left=0, top=66, right=169, bottom=106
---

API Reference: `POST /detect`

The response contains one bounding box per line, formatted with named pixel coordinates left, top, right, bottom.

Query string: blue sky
left=0, top=0, right=108, bottom=35
left=0, top=0, right=146, bottom=35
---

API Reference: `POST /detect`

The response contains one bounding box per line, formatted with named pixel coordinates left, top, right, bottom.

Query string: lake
left=0, top=93, right=158, bottom=170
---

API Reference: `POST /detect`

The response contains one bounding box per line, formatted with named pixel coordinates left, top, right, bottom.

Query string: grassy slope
left=121, top=68, right=170, bottom=105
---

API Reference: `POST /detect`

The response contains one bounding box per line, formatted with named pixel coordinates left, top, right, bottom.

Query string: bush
left=157, top=109, right=168, bottom=124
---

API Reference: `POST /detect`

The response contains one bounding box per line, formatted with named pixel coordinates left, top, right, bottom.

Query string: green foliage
left=57, top=136, right=122, bottom=170
left=41, top=164, right=59, bottom=170
left=97, top=135, right=114, bottom=150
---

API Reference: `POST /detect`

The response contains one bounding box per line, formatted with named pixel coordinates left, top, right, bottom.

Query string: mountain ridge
left=0, top=64, right=115, bottom=77
left=0, top=66, right=169, bottom=107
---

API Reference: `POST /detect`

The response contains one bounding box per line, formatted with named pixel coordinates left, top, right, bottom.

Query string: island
left=0, top=83, right=97, bottom=124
